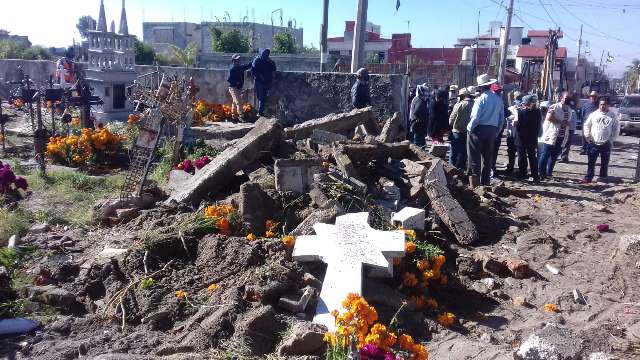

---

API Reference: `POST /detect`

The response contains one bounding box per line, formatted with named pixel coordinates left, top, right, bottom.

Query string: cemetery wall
left=0, top=60, right=406, bottom=123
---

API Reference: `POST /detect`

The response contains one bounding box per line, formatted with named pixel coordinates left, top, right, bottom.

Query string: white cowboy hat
left=449, top=85, right=459, bottom=91
left=458, top=88, right=469, bottom=96
left=476, top=73, right=497, bottom=87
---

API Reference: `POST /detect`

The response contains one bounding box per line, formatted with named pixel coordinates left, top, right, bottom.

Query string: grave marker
left=293, top=212, right=405, bottom=330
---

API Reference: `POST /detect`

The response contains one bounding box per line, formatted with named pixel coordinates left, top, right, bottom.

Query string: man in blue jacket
left=227, top=54, right=252, bottom=120
left=251, top=48, right=277, bottom=117
left=466, top=74, right=505, bottom=187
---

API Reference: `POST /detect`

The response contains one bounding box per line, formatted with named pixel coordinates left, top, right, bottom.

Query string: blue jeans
left=255, top=82, right=269, bottom=115
left=449, top=132, right=467, bottom=170
left=538, top=136, right=564, bottom=178
left=585, top=141, right=611, bottom=181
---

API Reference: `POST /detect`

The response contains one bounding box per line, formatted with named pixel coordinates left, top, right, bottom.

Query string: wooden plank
left=424, top=159, right=478, bottom=245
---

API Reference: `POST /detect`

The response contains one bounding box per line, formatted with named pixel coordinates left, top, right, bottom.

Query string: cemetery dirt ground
left=1, top=134, right=640, bottom=360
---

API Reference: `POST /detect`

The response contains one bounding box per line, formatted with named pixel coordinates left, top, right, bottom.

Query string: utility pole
left=497, top=0, right=514, bottom=84
left=320, top=0, right=329, bottom=72
left=351, top=0, right=368, bottom=73
left=575, top=24, right=583, bottom=90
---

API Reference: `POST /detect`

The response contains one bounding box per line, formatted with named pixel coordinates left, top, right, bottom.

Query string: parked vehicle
left=619, top=95, right=640, bottom=134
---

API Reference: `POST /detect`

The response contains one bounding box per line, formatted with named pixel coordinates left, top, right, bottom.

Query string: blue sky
left=1, top=0, right=639, bottom=76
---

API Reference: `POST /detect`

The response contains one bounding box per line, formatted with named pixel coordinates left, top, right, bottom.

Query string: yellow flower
left=265, top=230, right=275, bottom=238
left=422, top=270, right=435, bottom=281
left=543, top=303, right=559, bottom=313
left=403, top=229, right=417, bottom=241
left=437, top=312, right=455, bottom=327
left=175, top=290, right=187, bottom=299
left=282, top=234, right=295, bottom=248
left=405, top=241, right=416, bottom=254
left=246, top=233, right=256, bottom=241
left=207, top=283, right=218, bottom=293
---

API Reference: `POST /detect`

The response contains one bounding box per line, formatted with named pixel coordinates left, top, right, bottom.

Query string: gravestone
left=293, top=212, right=405, bottom=330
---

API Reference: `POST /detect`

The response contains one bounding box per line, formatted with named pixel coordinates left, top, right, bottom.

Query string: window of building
left=105, top=87, right=111, bottom=97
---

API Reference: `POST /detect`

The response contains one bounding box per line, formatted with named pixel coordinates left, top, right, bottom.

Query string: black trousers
left=561, top=130, right=574, bottom=160
left=468, top=125, right=498, bottom=185
left=517, top=143, right=539, bottom=180
left=506, top=136, right=517, bottom=171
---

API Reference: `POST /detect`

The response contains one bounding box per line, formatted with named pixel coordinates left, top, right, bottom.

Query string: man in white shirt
left=580, top=97, right=620, bottom=183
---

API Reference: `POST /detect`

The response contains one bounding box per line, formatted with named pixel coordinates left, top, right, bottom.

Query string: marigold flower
left=437, top=312, right=455, bottom=327
left=399, top=333, right=415, bottom=351
left=543, top=303, right=559, bottom=313
left=403, top=272, right=418, bottom=287
left=425, top=297, right=438, bottom=309
left=403, top=229, right=417, bottom=241
left=282, top=234, right=295, bottom=247
left=432, top=254, right=446, bottom=270
left=246, top=233, right=256, bottom=241
left=265, top=230, right=275, bottom=238
left=265, top=219, right=276, bottom=230
left=207, top=283, right=218, bottom=293
left=405, top=241, right=416, bottom=254
left=422, top=270, right=435, bottom=281
left=217, top=218, right=231, bottom=235
left=175, top=290, right=187, bottom=299
left=417, top=259, right=429, bottom=271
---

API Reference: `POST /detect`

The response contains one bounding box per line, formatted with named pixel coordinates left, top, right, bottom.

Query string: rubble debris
left=284, top=107, right=374, bottom=140
left=278, top=321, right=328, bottom=356
left=29, top=223, right=50, bottom=234
left=190, top=122, right=254, bottom=140
left=618, top=234, right=640, bottom=255
left=278, top=286, right=315, bottom=313
left=333, top=147, right=358, bottom=178
left=546, top=263, right=561, bottom=275
left=291, top=201, right=343, bottom=236
left=429, top=143, right=449, bottom=160
left=391, top=207, right=426, bottom=231
left=7, top=234, right=20, bottom=248
left=302, top=272, right=323, bottom=290
left=505, top=258, right=531, bottom=279
left=424, top=159, right=478, bottom=245
left=572, top=289, right=587, bottom=305
left=239, top=182, right=277, bottom=234
left=293, top=212, right=404, bottom=330
left=514, top=323, right=582, bottom=360
left=377, top=112, right=404, bottom=143
left=115, top=208, right=140, bottom=223
left=274, top=158, right=323, bottom=193
left=92, top=193, right=158, bottom=225
left=22, top=285, right=81, bottom=313
left=309, top=185, right=331, bottom=208
left=168, top=118, right=281, bottom=204
left=353, top=124, right=369, bottom=140
left=340, top=141, right=411, bottom=164
left=309, top=129, right=348, bottom=145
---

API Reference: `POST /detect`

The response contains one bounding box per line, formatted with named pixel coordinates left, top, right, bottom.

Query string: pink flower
left=182, top=159, right=194, bottom=173
left=596, top=223, right=609, bottom=232
left=13, top=177, right=28, bottom=190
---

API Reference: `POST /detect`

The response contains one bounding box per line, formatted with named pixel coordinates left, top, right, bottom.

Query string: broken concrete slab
left=310, top=129, right=347, bottom=145
left=293, top=212, right=405, bottom=331
left=424, top=159, right=478, bottom=245
left=400, top=159, right=427, bottom=179
left=93, top=193, right=157, bottom=225
left=274, top=159, right=323, bottom=193
left=333, top=148, right=358, bottom=179
left=190, top=122, right=255, bottom=140
left=341, top=141, right=411, bottom=164
left=618, top=234, right=640, bottom=255
left=278, top=286, right=315, bottom=313
left=284, top=107, right=374, bottom=141
left=430, top=143, right=449, bottom=159
left=353, top=124, right=369, bottom=140
left=166, top=169, right=194, bottom=192
left=391, top=207, right=426, bottom=231
left=377, top=112, right=404, bottom=143
left=239, top=182, right=276, bottom=235
left=23, top=285, right=80, bottom=312
left=168, top=118, right=282, bottom=204
left=278, top=321, right=327, bottom=356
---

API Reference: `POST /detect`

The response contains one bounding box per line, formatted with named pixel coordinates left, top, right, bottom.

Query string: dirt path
left=427, top=135, right=640, bottom=359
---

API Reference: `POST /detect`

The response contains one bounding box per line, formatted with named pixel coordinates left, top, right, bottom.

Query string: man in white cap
left=466, top=74, right=505, bottom=187
left=448, top=87, right=472, bottom=170
left=227, top=54, right=252, bottom=120
left=579, top=91, right=600, bottom=155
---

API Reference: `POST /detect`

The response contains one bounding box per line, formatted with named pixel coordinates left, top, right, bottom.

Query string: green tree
left=76, top=16, right=97, bottom=39
left=210, top=26, right=250, bottom=53
left=624, top=58, right=640, bottom=92
left=154, top=53, right=171, bottom=66
left=170, top=41, right=198, bottom=67
left=0, top=40, right=50, bottom=60
left=300, top=44, right=320, bottom=56
left=134, top=39, right=156, bottom=65
left=272, top=31, right=296, bottom=54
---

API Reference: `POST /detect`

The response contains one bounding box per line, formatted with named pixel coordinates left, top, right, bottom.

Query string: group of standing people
left=409, top=73, right=621, bottom=187
left=226, top=49, right=277, bottom=120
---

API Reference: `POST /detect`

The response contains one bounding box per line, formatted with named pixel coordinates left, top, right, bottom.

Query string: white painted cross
left=293, top=212, right=405, bottom=331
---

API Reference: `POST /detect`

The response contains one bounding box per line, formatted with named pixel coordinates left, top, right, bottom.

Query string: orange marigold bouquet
left=191, top=203, right=240, bottom=236
left=46, top=127, right=123, bottom=167
left=324, top=293, right=428, bottom=360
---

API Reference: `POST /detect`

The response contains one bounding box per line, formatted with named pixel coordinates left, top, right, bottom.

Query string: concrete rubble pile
left=2, top=107, right=514, bottom=359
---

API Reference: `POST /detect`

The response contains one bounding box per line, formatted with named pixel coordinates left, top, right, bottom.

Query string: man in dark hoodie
left=428, top=90, right=449, bottom=143
left=409, top=83, right=430, bottom=147
left=251, top=48, right=277, bottom=117
left=515, top=95, right=542, bottom=181
left=351, top=68, right=371, bottom=109
left=227, top=54, right=252, bottom=120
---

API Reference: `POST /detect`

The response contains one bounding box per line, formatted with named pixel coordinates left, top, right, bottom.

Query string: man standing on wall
left=227, top=54, right=252, bottom=121
left=251, top=48, right=277, bottom=117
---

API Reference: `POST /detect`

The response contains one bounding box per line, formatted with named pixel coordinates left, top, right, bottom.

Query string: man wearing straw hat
left=466, top=74, right=505, bottom=187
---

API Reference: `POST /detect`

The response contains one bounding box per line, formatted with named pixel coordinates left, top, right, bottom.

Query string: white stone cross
left=293, top=212, right=405, bottom=331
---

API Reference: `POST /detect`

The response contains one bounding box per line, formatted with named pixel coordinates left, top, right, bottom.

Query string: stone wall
left=0, top=60, right=406, bottom=124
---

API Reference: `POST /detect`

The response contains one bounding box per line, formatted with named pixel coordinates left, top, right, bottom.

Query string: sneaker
left=579, top=178, right=591, bottom=184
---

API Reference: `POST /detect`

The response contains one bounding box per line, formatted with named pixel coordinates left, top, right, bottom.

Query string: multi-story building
left=143, top=21, right=303, bottom=55
left=327, top=21, right=392, bottom=62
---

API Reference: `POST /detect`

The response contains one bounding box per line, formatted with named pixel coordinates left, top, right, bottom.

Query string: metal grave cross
left=293, top=212, right=405, bottom=331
